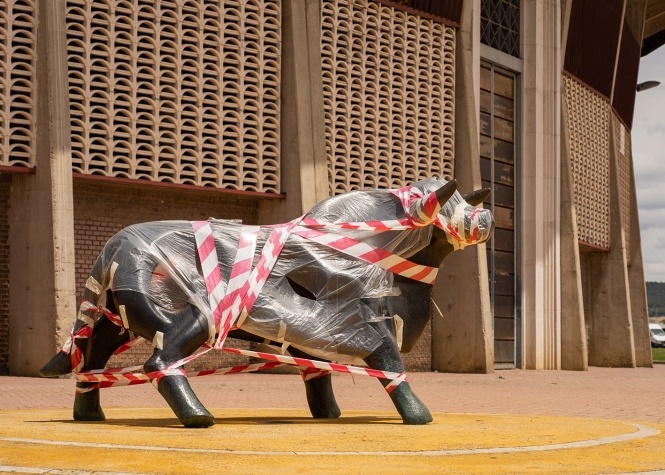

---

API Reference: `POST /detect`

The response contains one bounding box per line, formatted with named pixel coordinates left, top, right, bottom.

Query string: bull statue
left=40, top=178, right=493, bottom=427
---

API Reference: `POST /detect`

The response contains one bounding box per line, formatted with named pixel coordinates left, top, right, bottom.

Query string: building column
left=558, top=0, right=588, bottom=371
left=585, top=117, right=636, bottom=367
left=258, top=0, right=328, bottom=224
left=627, top=153, right=652, bottom=367
left=559, top=103, right=589, bottom=371
left=432, top=0, right=494, bottom=374
left=520, top=0, right=562, bottom=369
left=9, top=0, right=76, bottom=375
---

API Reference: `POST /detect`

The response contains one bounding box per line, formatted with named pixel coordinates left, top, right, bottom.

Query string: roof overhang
left=643, top=0, right=665, bottom=55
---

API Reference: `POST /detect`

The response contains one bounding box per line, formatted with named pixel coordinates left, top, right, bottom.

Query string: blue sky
left=633, top=46, right=665, bottom=282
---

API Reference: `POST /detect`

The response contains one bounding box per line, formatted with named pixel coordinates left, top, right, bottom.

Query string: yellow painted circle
left=0, top=408, right=664, bottom=474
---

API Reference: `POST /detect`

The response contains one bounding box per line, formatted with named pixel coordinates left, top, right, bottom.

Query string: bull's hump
left=306, top=190, right=405, bottom=223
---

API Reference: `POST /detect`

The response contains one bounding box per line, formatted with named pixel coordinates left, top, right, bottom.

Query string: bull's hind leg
left=74, top=309, right=131, bottom=421
left=289, top=347, right=341, bottom=419
left=364, top=339, right=432, bottom=425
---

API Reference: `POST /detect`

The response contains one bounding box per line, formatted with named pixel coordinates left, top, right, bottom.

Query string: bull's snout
left=475, top=208, right=494, bottom=244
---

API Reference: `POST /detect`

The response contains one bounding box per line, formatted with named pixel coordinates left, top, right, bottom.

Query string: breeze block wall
left=73, top=180, right=262, bottom=371
left=65, top=0, right=281, bottom=192
left=65, top=0, right=283, bottom=372
left=320, top=0, right=457, bottom=370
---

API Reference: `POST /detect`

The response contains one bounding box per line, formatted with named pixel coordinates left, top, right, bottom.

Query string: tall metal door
left=479, top=62, right=518, bottom=368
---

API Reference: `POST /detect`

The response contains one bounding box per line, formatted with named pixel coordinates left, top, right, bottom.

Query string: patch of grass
left=652, top=347, right=665, bottom=362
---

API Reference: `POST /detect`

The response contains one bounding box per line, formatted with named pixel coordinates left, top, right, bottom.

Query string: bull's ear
left=435, top=179, right=458, bottom=207
left=462, top=187, right=490, bottom=206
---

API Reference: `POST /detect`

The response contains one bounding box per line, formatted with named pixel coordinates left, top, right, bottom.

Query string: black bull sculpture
left=40, top=178, right=493, bottom=426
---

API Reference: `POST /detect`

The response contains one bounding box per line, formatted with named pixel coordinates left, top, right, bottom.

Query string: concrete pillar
left=431, top=0, right=494, bottom=374
left=559, top=0, right=588, bottom=370
left=559, top=103, right=588, bottom=371
left=627, top=138, right=652, bottom=368
left=625, top=0, right=651, bottom=369
left=258, top=0, right=328, bottom=224
left=520, top=0, right=562, bottom=369
left=585, top=118, right=636, bottom=368
left=9, top=0, right=76, bottom=375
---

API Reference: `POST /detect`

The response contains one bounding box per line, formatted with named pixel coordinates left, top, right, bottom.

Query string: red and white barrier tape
left=74, top=345, right=406, bottom=393
left=221, top=347, right=407, bottom=394
left=292, top=227, right=438, bottom=284
left=299, top=366, right=332, bottom=382
left=192, top=221, right=228, bottom=336
left=68, top=183, right=473, bottom=392
left=212, top=219, right=300, bottom=348
left=75, top=361, right=285, bottom=393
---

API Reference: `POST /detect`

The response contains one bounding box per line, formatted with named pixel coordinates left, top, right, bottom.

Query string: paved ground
left=2, top=366, right=664, bottom=422
left=1, top=366, right=665, bottom=474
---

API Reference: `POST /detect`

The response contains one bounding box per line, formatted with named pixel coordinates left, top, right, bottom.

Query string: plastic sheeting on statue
left=77, top=178, right=494, bottom=365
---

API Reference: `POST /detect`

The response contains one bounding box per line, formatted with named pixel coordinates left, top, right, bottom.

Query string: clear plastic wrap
left=79, top=178, right=493, bottom=365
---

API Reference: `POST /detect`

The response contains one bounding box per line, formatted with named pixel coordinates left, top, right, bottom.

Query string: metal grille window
left=480, top=62, right=517, bottom=367
left=481, top=0, right=520, bottom=58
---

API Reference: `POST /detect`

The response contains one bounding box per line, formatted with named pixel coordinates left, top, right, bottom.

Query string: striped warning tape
left=211, top=219, right=300, bottom=349
left=66, top=183, right=464, bottom=392
left=75, top=361, right=285, bottom=392
left=221, top=348, right=408, bottom=394
left=292, top=226, right=439, bottom=284
left=74, top=345, right=406, bottom=394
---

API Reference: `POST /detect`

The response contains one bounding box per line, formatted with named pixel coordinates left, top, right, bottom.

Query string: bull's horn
left=462, top=188, right=491, bottom=206
left=409, top=179, right=457, bottom=225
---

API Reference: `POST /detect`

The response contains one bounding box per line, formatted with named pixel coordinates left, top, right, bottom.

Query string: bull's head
left=408, top=178, right=494, bottom=251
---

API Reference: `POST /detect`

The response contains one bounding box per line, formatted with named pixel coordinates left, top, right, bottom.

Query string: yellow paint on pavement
left=0, top=408, right=663, bottom=474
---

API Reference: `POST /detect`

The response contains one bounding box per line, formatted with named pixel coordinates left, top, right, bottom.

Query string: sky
left=633, top=46, right=665, bottom=282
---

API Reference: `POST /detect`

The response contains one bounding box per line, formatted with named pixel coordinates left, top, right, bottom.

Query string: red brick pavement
left=1, top=366, right=663, bottom=424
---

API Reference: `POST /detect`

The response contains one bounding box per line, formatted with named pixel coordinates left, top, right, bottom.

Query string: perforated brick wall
left=65, top=0, right=281, bottom=192
left=321, top=0, right=455, bottom=194
left=73, top=180, right=261, bottom=371
left=0, top=0, right=37, bottom=169
left=613, top=113, right=632, bottom=260
left=564, top=74, right=611, bottom=249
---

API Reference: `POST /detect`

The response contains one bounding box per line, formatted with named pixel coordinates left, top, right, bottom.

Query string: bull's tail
left=39, top=247, right=113, bottom=378
left=38, top=344, right=76, bottom=377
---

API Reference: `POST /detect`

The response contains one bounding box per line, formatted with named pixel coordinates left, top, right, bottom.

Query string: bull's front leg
left=143, top=321, right=214, bottom=428
left=364, top=338, right=433, bottom=425
left=114, top=290, right=214, bottom=428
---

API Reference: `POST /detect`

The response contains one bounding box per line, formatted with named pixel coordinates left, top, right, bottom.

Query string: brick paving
left=1, top=365, right=664, bottom=424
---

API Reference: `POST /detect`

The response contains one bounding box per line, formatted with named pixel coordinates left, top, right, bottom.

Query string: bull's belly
left=239, top=292, right=385, bottom=364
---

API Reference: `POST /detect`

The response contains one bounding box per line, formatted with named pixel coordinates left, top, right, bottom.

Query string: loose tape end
left=152, top=331, right=164, bottom=350
left=85, top=276, right=103, bottom=295
left=118, top=305, right=130, bottom=329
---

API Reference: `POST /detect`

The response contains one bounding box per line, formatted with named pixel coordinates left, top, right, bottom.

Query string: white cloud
left=634, top=47, right=665, bottom=281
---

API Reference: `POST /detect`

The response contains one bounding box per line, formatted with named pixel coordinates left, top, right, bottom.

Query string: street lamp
left=637, top=80, right=661, bottom=92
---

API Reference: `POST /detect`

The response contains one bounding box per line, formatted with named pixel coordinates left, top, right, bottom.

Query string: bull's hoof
left=73, top=406, right=106, bottom=422
left=311, top=405, right=342, bottom=419
left=402, top=408, right=433, bottom=425
left=39, top=351, right=72, bottom=378
left=303, top=373, right=341, bottom=419
left=388, top=383, right=433, bottom=425
left=180, top=411, right=215, bottom=428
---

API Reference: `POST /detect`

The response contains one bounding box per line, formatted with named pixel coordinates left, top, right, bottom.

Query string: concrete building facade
left=0, top=0, right=663, bottom=376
